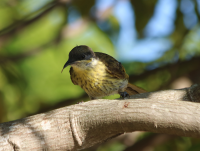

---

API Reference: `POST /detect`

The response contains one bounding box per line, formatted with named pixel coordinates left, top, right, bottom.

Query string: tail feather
left=125, top=83, right=147, bottom=95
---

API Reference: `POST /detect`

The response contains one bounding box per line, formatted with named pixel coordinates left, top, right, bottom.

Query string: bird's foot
left=77, top=101, right=84, bottom=104
left=119, top=91, right=130, bottom=99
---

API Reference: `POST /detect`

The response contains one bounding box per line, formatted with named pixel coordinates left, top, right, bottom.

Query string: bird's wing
left=95, top=52, right=129, bottom=80
left=125, top=83, right=147, bottom=95
left=69, top=67, right=78, bottom=85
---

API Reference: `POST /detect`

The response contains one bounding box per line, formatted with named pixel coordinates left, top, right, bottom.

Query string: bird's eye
left=81, top=54, right=86, bottom=59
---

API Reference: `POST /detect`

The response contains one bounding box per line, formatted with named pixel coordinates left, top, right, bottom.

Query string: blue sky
left=96, top=0, right=181, bottom=62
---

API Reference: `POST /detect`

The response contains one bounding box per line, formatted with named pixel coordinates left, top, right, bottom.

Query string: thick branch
left=0, top=84, right=200, bottom=150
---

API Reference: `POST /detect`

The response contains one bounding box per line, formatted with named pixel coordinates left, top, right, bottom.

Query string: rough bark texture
left=0, top=84, right=200, bottom=151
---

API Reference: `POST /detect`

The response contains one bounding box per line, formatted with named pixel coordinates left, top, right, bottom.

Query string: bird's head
left=61, top=45, right=96, bottom=72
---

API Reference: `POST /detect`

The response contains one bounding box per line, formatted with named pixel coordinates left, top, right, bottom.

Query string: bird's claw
left=119, top=91, right=130, bottom=99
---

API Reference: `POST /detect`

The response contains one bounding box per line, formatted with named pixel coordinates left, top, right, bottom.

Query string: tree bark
left=0, top=84, right=200, bottom=151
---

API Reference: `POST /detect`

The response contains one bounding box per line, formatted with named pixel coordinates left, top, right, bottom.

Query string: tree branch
left=0, top=84, right=200, bottom=150
left=0, top=2, right=57, bottom=36
left=129, top=56, right=200, bottom=89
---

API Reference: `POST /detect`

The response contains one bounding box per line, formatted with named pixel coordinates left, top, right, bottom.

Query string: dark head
left=61, top=45, right=96, bottom=72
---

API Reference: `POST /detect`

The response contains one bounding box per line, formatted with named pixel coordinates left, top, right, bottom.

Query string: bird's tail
left=125, top=83, right=147, bottom=95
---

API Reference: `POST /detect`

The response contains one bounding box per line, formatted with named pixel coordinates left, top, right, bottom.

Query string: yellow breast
left=71, top=59, right=128, bottom=99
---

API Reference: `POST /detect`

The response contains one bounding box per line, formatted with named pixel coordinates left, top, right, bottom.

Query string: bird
left=62, top=45, right=146, bottom=100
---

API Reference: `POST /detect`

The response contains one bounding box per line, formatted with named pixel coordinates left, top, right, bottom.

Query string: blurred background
left=0, top=0, right=200, bottom=150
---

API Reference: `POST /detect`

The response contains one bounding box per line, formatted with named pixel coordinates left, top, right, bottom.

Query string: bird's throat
left=72, top=58, right=106, bottom=76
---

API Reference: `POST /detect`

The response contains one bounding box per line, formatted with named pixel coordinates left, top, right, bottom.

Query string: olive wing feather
left=95, top=52, right=129, bottom=80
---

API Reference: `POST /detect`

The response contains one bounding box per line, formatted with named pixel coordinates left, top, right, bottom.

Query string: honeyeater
left=62, top=45, right=146, bottom=100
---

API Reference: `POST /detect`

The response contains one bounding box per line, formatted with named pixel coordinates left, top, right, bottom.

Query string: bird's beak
left=61, top=60, right=73, bottom=73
